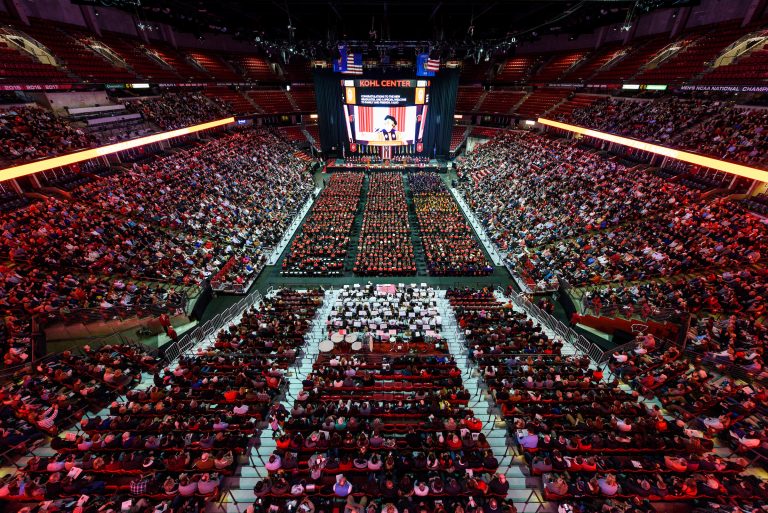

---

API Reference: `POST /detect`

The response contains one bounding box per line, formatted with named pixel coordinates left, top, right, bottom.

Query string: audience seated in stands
left=0, top=106, right=96, bottom=163
left=1, top=289, right=322, bottom=512
left=0, top=127, right=312, bottom=365
left=560, top=96, right=768, bottom=167
left=355, top=172, right=416, bottom=276
left=124, top=92, right=230, bottom=131
left=251, top=284, right=520, bottom=513
left=282, top=173, right=364, bottom=277
left=410, top=172, right=492, bottom=276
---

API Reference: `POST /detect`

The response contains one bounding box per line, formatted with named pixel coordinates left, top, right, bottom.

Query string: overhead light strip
left=537, top=118, right=768, bottom=183
left=0, top=117, right=236, bottom=183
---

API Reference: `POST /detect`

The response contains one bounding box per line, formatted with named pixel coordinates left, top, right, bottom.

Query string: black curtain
left=422, top=68, right=459, bottom=159
left=313, top=71, right=347, bottom=156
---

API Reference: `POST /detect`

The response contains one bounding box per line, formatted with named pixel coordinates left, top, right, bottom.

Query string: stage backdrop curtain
left=422, top=68, right=459, bottom=159
left=313, top=71, right=348, bottom=156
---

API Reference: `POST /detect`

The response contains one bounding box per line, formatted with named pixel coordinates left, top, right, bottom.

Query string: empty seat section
left=460, top=61, right=491, bottom=81
left=636, top=23, right=745, bottom=84
left=702, top=36, right=768, bottom=84
left=235, top=56, right=275, bottom=80
left=247, top=90, right=293, bottom=113
left=186, top=50, right=241, bottom=81
left=590, top=36, right=669, bottom=83
left=456, top=86, right=484, bottom=112
left=304, top=124, right=320, bottom=146
left=204, top=87, right=254, bottom=114
left=495, top=56, right=536, bottom=82
left=450, top=125, right=468, bottom=152
left=477, top=90, right=526, bottom=114
left=18, top=20, right=134, bottom=82
left=0, top=40, right=72, bottom=83
left=96, top=32, right=181, bottom=81
left=532, top=50, right=587, bottom=82
left=559, top=45, right=623, bottom=82
left=288, top=85, right=316, bottom=111
left=282, top=60, right=312, bottom=82
left=145, top=43, right=209, bottom=81
left=514, top=89, right=569, bottom=118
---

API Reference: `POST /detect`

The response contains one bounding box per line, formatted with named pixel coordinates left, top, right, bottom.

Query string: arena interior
left=1, top=1, right=768, bottom=513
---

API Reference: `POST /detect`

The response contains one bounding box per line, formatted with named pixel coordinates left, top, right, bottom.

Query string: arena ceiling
left=75, top=0, right=700, bottom=43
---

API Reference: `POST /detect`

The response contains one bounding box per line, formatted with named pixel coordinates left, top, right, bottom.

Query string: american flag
left=345, top=52, right=363, bottom=75
left=425, top=58, right=440, bottom=71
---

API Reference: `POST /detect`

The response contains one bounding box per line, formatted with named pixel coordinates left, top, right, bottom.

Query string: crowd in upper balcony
left=560, top=96, right=768, bottom=167
left=123, top=92, right=231, bottom=131
left=0, top=106, right=96, bottom=163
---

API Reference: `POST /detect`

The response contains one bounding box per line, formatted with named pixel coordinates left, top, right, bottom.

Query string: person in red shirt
left=223, top=389, right=238, bottom=403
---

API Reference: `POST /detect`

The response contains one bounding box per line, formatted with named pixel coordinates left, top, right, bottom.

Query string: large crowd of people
left=252, top=284, right=520, bottom=513
left=73, top=129, right=313, bottom=290
left=0, top=344, right=159, bottom=466
left=409, top=172, right=493, bottom=276
left=2, top=8, right=768, bottom=513
left=447, top=288, right=768, bottom=513
left=458, top=129, right=768, bottom=373
left=0, top=288, right=323, bottom=513
left=455, top=125, right=768, bottom=510
left=123, top=92, right=231, bottom=131
left=1, top=68, right=768, bottom=513
left=560, top=96, right=768, bottom=167
left=0, top=92, right=235, bottom=167
left=282, top=173, right=364, bottom=276
left=1, top=127, right=313, bottom=366
left=456, top=131, right=705, bottom=290
left=0, top=106, right=96, bottom=163
left=355, top=172, right=416, bottom=276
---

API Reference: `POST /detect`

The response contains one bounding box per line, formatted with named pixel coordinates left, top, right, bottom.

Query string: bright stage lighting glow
left=0, top=117, right=236, bottom=183
left=537, top=118, right=768, bottom=183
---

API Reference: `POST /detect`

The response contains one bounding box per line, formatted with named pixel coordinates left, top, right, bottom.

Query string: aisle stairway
left=403, top=173, right=428, bottom=275
left=344, top=175, right=369, bottom=273
left=435, top=292, right=546, bottom=512
left=214, top=289, right=339, bottom=513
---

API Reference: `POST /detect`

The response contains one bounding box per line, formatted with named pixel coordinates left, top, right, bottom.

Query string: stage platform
left=327, top=158, right=448, bottom=173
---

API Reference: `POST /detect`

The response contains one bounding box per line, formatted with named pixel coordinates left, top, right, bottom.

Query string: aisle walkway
left=436, top=291, right=546, bottom=513
left=217, top=288, right=340, bottom=512
left=267, top=187, right=322, bottom=265
left=445, top=182, right=504, bottom=267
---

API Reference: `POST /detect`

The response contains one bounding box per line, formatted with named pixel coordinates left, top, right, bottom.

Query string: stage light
left=0, top=117, right=236, bottom=183
left=537, top=118, right=768, bottom=183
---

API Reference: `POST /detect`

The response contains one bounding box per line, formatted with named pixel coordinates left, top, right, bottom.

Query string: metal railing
left=495, top=285, right=632, bottom=366
left=0, top=334, right=162, bottom=383
left=162, top=286, right=265, bottom=363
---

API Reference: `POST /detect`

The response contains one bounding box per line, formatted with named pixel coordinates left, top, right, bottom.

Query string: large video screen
left=341, top=79, right=430, bottom=149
